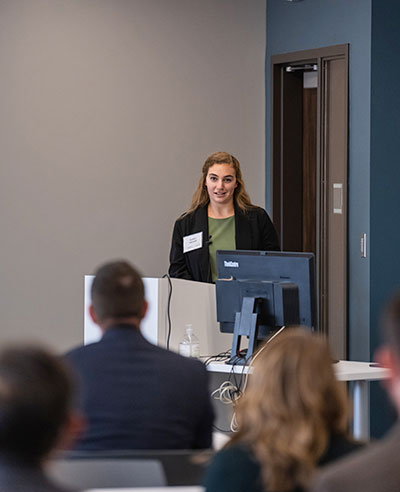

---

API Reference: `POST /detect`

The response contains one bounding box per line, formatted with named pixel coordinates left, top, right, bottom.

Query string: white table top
left=333, top=360, right=389, bottom=382
left=206, top=359, right=390, bottom=382
left=206, top=360, right=251, bottom=374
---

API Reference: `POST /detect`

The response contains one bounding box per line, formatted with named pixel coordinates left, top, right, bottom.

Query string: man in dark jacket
left=66, top=260, right=214, bottom=451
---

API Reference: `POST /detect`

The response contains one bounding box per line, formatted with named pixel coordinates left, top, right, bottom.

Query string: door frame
left=270, top=44, right=349, bottom=353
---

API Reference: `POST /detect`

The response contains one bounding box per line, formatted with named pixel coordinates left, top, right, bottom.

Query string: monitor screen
left=215, top=250, right=317, bottom=362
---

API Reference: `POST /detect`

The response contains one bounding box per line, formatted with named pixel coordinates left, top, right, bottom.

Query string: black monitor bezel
left=216, top=249, right=317, bottom=331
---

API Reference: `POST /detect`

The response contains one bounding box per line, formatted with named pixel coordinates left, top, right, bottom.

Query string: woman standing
left=169, top=151, right=280, bottom=283
left=204, top=330, right=363, bottom=492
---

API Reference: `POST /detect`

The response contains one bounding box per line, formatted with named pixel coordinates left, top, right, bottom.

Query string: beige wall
left=0, top=0, right=266, bottom=350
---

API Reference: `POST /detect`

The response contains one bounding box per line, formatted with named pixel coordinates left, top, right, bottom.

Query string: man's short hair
left=0, top=345, right=74, bottom=464
left=382, top=290, right=400, bottom=355
left=91, top=260, right=145, bottom=322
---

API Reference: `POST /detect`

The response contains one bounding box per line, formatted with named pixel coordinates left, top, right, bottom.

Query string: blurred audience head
left=381, top=290, right=400, bottom=355
left=90, top=260, right=147, bottom=328
left=0, top=344, right=78, bottom=465
left=376, top=290, right=400, bottom=413
left=231, top=328, right=349, bottom=492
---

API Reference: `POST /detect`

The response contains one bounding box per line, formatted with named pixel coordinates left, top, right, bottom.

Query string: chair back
left=48, top=457, right=166, bottom=489
left=49, top=449, right=214, bottom=488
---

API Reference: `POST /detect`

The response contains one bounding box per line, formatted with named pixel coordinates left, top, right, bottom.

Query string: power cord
left=161, top=273, right=172, bottom=350
left=211, top=380, right=242, bottom=405
left=202, top=350, right=231, bottom=366
left=211, top=326, right=287, bottom=432
left=240, top=325, right=287, bottom=394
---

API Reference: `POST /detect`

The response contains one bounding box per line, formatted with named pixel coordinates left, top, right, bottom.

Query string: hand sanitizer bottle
left=179, top=324, right=200, bottom=358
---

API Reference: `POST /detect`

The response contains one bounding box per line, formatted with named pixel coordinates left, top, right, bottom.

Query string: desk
left=206, top=360, right=389, bottom=440
left=334, top=361, right=389, bottom=439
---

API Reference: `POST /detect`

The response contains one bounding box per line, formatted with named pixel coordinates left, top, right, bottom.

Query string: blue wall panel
left=266, top=0, right=400, bottom=437
left=369, top=0, right=400, bottom=437
left=370, top=0, right=400, bottom=354
left=266, top=0, right=372, bottom=362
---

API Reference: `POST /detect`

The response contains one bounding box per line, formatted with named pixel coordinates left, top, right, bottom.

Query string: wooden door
left=271, top=45, right=349, bottom=359
left=320, top=56, right=348, bottom=357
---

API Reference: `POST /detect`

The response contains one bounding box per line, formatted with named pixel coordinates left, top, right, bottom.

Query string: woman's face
left=205, top=163, right=237, bottom=207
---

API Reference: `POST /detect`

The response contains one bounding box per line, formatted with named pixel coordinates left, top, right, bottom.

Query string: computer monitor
left=216, top=250, right=317, bottom=364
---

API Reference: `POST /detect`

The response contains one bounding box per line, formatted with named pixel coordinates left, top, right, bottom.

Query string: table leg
left=352, top=380, right=370, bottom=439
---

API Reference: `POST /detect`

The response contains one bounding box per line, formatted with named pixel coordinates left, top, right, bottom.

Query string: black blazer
left=65, top=325, right=214, bottom=451
left=169, top=203, right=280, bottom=282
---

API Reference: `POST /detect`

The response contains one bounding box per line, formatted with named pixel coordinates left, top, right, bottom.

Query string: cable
left=211, top=381, right=242, bottom=405
left=243, top=326, right=286, bottom=388
left=209, top=354, right=244, bottom=414
left=240, top=325, right=287, bottom=395
left=207, top=351, right=243, bottom=434
left=216, top=326, right=288, bottom=433
left=162, top=273, right=173, bottom=350
left=230, top=411, right=238, bottom=432
left=202, top=350, right=231, bottom=366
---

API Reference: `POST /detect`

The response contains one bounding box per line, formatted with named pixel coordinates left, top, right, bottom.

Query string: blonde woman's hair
left=230, top=329, right=350, bottom=492
left=185, top=152, right=254, bottom=215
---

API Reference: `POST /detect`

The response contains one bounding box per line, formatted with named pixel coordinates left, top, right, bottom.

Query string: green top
left=208, top=215, right=236, bottom=282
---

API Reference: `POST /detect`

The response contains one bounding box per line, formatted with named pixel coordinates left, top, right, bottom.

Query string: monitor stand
left=227, top=296, right=262, bottom=365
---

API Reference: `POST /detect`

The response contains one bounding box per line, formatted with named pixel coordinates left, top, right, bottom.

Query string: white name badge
left=183, top=231, right=203, bottom=253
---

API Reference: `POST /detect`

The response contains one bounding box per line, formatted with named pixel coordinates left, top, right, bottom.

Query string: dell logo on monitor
left=224, top=260, right=239, bottom=268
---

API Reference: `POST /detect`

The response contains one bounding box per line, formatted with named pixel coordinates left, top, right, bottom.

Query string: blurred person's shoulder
left=312, top=424, right=400, bottom=492
left=318, top=433, right=364, bottom=466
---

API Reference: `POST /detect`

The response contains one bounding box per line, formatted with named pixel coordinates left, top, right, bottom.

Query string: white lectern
left=84, top=276, right=230, bottom=356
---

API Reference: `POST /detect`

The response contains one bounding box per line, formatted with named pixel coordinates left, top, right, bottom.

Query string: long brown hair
left=185, top=152, right=254, bottom=215
left=230, top=329, right=350, bottom=492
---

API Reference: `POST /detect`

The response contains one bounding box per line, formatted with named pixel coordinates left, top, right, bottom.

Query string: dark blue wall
left=266, top=0, right=372, bottom=362
left=369, top=0, right=400, bottom=437
left=266, top=0, right=400, bottom=437
left=370, top=0, right=400, bottom=356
